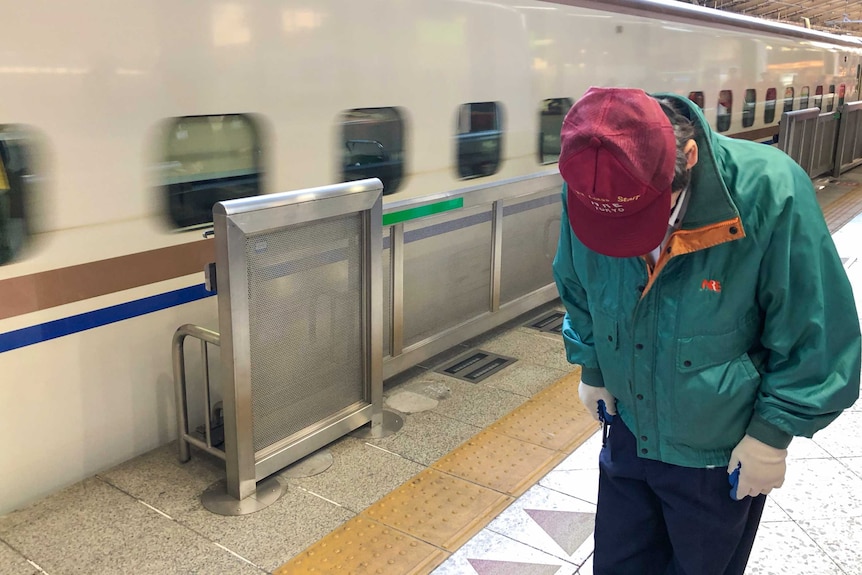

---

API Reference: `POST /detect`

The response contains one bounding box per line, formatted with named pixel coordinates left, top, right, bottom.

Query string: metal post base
left=349, top=409, right=404, bottom=439
left=280, top=449, right=334, bottom=479
left=200, top=476, right=285, bottom=516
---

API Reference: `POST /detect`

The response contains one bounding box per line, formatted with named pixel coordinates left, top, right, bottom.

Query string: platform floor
left=2, top=173, right=862, bottom=575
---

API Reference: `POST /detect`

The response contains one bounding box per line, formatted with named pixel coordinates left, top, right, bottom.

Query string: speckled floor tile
left=787, top=436, right=833, bottom=460
left=478, top=361, right=570, bottom=398
left=760, top=497, right=792, bottom=522
left=177, top=484, right=354, bottom=572
left=575, top=553, right=593, bottom=574
left=768, top=458, right=862, bottom=521
left=429, top=528, right=578, bottom=575
left=554, top=432, right=602, bottom=471
left=811, top=411, right=862, bottom=457
left=406, top=371, right=528, bottom=429
left=538, top=469, right=600, bottom=505
left=0, top=541, right=36, bottom=575
left=97, top=442, right=226, bottom=517
left=841, top=456, right=862, bottom=479
left=797, top=517, right=862, bottom=575
left=745, top=521, right=844, bottom=575
left=364, top=409, right=482, bottom=466
left=485, top=484, right=596, bottom=566
left=466, top=329, right=573, bottom=373
left=0, top=477, right=262, bottom=575
left=287, top=435, right=425, bottom=513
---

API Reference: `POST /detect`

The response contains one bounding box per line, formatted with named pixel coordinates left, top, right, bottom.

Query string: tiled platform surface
left=429, top=174, right=862, bottom=575
left=1, top=172, right=862, bottom=575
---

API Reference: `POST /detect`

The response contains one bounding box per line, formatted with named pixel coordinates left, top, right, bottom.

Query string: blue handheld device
left=728, top=463, right=741, bottom=500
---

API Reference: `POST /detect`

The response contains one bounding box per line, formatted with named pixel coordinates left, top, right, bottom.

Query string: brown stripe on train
left=0, top=240, right=214, bottom=321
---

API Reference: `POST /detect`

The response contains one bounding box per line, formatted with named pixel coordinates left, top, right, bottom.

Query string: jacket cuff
left=580, top=367, right=605, bottom=388
left=746, top=413, right=793, bottom=449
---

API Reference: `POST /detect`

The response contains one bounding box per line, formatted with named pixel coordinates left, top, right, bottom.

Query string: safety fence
left=778, top=100, right=862, bottom=178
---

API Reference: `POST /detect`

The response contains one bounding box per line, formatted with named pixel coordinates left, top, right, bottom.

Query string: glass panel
left=0, top=126, right=36, bottom=265
left=782, top=87, right=795, bottom=115
left=717, top=90, right=733, bottom=132
left=342, top=107, right=405, bottom=196
left=538, top=98, right=572, bottom=164
left=742, top=89, right=756, bottom=128
left=457, top=102, right=503, bottom=179
left=160, top=114, right=263, bottom=230
left=764, top=88, right=777, bottom=123
left=687, top=91, right=705, bottom=110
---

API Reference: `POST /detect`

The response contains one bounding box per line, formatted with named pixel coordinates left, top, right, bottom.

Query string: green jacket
left=553, top=93, right=861, bottom=468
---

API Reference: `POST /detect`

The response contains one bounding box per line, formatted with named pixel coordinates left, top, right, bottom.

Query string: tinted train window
left=161, top=114, right=262, bottom=229
left=839, top=84, right=846, bottom=107
left=826, top=85, right=836, bottom=112
left=341, top=107, right=405, bottom=196
left=742, top=89, right=756, bottom=128
left=800, top=86, right=810, bottom=109
left=717, top=90, right=733, bottom=132
left=764, top=88, right=777, bottom=123
left=0, top=127, right=35, bottom=265
left=538, top=98, right=572, bottom=164
left=457, top=102, right=503, bottom=179
left=783, top=87, right=795, bottom=115
left=687, top=91, right=705, bottom=110
left=814, top=85, right=823, bottom=109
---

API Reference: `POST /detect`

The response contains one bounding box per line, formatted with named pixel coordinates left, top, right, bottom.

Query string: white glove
left=578, top=381, right=617, bottom=422
left=727, top=434, right=787, bottom=500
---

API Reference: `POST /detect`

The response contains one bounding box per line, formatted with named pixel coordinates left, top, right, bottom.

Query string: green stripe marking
left=382, top=198, right=464, bottom=226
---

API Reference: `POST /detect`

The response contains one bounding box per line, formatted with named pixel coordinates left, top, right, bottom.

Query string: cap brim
left=569, top=188, right=671, bottom=258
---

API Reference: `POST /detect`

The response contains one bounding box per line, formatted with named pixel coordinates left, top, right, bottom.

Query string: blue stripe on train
left=0, top=284, right=214, bottom=354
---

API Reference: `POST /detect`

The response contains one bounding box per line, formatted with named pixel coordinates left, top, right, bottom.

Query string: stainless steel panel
left=245, top=214, right=365, bottom=453
left=402, top=206, right=492, bottom=348
left=500, top=192, right=561, bottom=305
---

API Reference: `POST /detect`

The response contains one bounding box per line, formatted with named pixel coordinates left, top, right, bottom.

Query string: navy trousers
left=594, top=417, right=766, bottom=575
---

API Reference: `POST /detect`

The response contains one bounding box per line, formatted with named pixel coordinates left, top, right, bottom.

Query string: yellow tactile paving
left=274, top=367, right=597, bottom=574
left=361, top=467, right=514, bottom=551
left=822, top=182, right=862, bottom=233
left=431, top=428, right=563, bottom=497
left=275, top=516, right=448, bottom=575
left=489, top=371, right=598, bottom=453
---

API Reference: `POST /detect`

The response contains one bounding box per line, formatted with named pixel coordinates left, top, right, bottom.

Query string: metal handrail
left=173, top=324, right=224, bottom=463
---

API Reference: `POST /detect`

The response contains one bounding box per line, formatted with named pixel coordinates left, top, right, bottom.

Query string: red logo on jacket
left=701, top=279, right=722, bottom=293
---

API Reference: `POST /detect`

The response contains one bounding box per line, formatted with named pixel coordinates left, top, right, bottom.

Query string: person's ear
left=684, top=140, right=698, bottom=169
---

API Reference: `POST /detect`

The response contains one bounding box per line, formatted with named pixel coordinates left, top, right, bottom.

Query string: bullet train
left=2, top=0, right=861, bottom=514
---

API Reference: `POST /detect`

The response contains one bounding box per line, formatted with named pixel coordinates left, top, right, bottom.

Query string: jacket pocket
left=668, top=330, right=761, bottom=450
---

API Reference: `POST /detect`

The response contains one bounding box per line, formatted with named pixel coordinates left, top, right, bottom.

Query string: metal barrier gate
left=175, top=179, right=384, bottom=514
left=778, top=101, right=862, bottom=179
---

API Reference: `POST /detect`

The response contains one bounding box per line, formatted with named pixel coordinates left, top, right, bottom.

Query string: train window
left=742, top=89, right=756, bottom=128
left=538, top=98, right=573, bottom=164
left=717, top=90, right=733, bottom=133
left=457, top=102, right=503, bottom=179
left=764, top=88, right=777, bottom=123
left=826, top=85, right=836, bottom=112
left=0, top=126, right=35, bottom=265
left=687, top=91, right=705, bottom=110
left=800, top=86, right=810, bottom=109
left=839, top=84, right=847, bottom=107
left=160, top=114, right=262, bottom=230
left=341, top=107, right=405, bottom=196
left=814, top=85, right=823, bottom=109
left=782, top=87, right=795, bottom=115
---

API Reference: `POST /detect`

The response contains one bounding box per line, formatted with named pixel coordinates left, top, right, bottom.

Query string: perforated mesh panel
left=245, top=215, right=365, bottom=453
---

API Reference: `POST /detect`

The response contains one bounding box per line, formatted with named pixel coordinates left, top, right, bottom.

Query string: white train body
left=1, top=0, right=860, bottom=513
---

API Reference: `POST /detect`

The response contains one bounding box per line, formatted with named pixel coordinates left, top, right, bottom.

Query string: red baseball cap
left=559, top=87, right=677, bottom=258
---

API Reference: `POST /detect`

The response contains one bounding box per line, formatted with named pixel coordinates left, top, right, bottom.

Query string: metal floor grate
left=435, top=350, right=517, bottom=383
left=525, top=311, right=565, bottom=334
